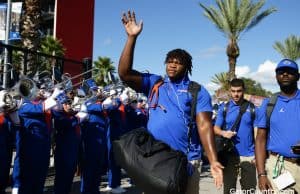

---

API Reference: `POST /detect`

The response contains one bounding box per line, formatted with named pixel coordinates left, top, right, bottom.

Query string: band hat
left=276, top=59, right=299, bottom=71
left=77, top=88, right=86, bottom=97
left=56, top=93, right=71, bottom=104
left=120, top=93, right=129, bottom=104
left=110, top=89, right=117, bottom=96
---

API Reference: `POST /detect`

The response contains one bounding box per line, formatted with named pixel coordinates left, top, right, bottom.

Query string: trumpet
left=71, top=94, right=98, bottom=112
left=0, top=77, right=37, bottom=111
left=55, top=73, right=73, bottom=91
left=0, top=90, right=19, bottom=113
left=9, top=77, right=38, bottom=100
left=58, top=67, right=99, bottom=89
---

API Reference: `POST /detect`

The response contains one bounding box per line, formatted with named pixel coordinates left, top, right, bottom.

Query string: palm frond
left=199, top=0, right=276, bottom=80
left=273, top=35, right=300, bottom=60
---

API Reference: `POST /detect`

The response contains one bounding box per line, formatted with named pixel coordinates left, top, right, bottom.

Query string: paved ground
left=5, top=165, right=223, bottom=194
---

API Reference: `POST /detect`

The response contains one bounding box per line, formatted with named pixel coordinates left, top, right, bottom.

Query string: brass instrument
left=10, top=77, right=38, bottom=100
left=0, top=90, right=18, bottom=112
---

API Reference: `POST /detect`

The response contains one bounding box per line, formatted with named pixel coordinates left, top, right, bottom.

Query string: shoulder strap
left=187, top=81, right=201, bottom=152
left=221, top=102, right=230, bottom=130
left=188, top=81, right=201, bottom=122
left=230, top=100, right=250, bottom=132
left=148, top=77, right=163, bottom=108
left=222, top=101, right=229, bottom=121
left=249, top=102, right=255, bottom=122
left=266, top=93, right=279, bottom=129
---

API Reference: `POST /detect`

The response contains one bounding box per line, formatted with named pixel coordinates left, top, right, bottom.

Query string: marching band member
left=2, top=71, right=147, bottom=193
left=135, top=97, right=148, bottom=128
left=12, top=83, right=63, bottom=194
left=52, top=91, right=88, bottom=194
left=104, top=90, right=127, bottom=193
left=80, top=84, right=110, bottom=194
left=0, top=90, right=18, bottom=194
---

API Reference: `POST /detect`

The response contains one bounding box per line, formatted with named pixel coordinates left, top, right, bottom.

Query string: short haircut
left=164, top=49, right=193, bottom=75
left=230, top=78, right=245, bottom=89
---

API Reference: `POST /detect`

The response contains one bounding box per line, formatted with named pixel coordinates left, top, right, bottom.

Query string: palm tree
left=211, top=72, right=230, bottom=91
left=93, top=56, right=116, bottom=86
left=211, top=72, right=230, bottom=101
left=273, top=35, right=300, bottom=61
left=39, top=35, right=66, bottom=73
left=40, top=36, right=65, bottom=57
left=199, top=0, right=276, bottom=81
left=20, top=0, right=42, bottom=77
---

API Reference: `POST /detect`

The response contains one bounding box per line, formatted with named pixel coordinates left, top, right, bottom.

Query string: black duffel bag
left=113, top=127, right=188, bottom=194
left=215, top=136, right=235, bottom=154
left=215, top=136, right=235, bottom=166
left=214, top=100, right=251, bottom=166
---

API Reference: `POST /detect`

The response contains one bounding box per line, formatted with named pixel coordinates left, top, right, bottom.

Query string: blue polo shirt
left=258, top=90, right=300, bottom=158
left=214, top=100, right=260, bottom=156
left=141, top=73, right=212, bottom=161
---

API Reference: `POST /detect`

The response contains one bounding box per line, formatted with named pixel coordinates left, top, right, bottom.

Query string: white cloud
left=198, top=45, right=224, bottom=58
left=205, top=60, right=280, bottom=94
left=238, top=60, right=278, bottom=92
left=206, top=82, right=220, bottom=92
left=236, top=66, right=250, bottom=77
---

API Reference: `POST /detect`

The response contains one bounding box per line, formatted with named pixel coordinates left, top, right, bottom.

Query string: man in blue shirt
left=118, top=11, right=223, bottom=194
left=256, top=59, right=300, bottom=193
left=214, top=78, right=259, bottom=194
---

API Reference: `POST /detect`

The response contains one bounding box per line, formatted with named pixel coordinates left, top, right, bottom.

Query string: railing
left=0, top=42, right=92, bottom=88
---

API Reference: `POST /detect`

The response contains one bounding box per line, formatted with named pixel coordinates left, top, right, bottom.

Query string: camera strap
left=229, top=100, right=250, bottom=132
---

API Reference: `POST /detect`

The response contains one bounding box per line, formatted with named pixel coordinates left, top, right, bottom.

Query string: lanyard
left=273, top=155, right=284, bottom=178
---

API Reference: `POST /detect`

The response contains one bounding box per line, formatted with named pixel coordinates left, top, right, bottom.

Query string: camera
left=291, top=145, right=300, bottom=155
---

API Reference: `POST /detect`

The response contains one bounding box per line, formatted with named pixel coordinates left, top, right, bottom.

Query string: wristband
left=258, top=171, right=267, bottom=178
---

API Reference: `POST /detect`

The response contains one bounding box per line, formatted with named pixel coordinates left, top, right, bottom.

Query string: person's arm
left=255, top=128, right=273, bottom=191
left=196, top=112, right=223, bottom=189
left=118, top=11, right=143, bottom=91
left=213, top=104, right=236, bottom=138
left=214, top=125, right=224, bottom=136
left=214, top=125, right=236, bottom=138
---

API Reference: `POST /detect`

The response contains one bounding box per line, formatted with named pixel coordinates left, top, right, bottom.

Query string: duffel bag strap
left=187, top=81, right=201, bottom=153
left=229, top=100, right=249, bottom=132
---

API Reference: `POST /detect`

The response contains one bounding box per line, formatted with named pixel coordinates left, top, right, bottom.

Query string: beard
left=278, top=81, right=298, bottom=94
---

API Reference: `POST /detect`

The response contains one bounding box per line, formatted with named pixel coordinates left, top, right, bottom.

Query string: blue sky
left=93, top=0, right=300, bottom=94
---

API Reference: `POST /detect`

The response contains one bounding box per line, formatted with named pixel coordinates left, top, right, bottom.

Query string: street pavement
left=5, top=165, right=223, bottom=194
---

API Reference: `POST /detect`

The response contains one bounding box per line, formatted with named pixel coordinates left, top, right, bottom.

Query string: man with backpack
left=256, top=59, right=300, bottom=193
left=214, top=78, right=259, bottom=194
left=118, top=10, right=223, bottom=194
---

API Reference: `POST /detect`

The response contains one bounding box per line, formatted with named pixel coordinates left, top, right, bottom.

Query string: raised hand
left=121, top=10, right=143, bottom=37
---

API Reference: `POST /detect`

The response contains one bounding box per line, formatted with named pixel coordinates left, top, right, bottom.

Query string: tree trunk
left=226, top=38, right=240, bottom=81
left=20, top=0, right=42, bottom=77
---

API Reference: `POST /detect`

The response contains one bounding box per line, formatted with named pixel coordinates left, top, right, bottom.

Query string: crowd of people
left=118, top=10, right=299, bottom=194
left=0, top=77, right=148, bottom=194
left=0, top=10, right=299, bottom=194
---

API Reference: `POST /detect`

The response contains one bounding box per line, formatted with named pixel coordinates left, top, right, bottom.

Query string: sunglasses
left=64, top=99, right=73, bottom=105
left=276, top=68, right=299, bottom=76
